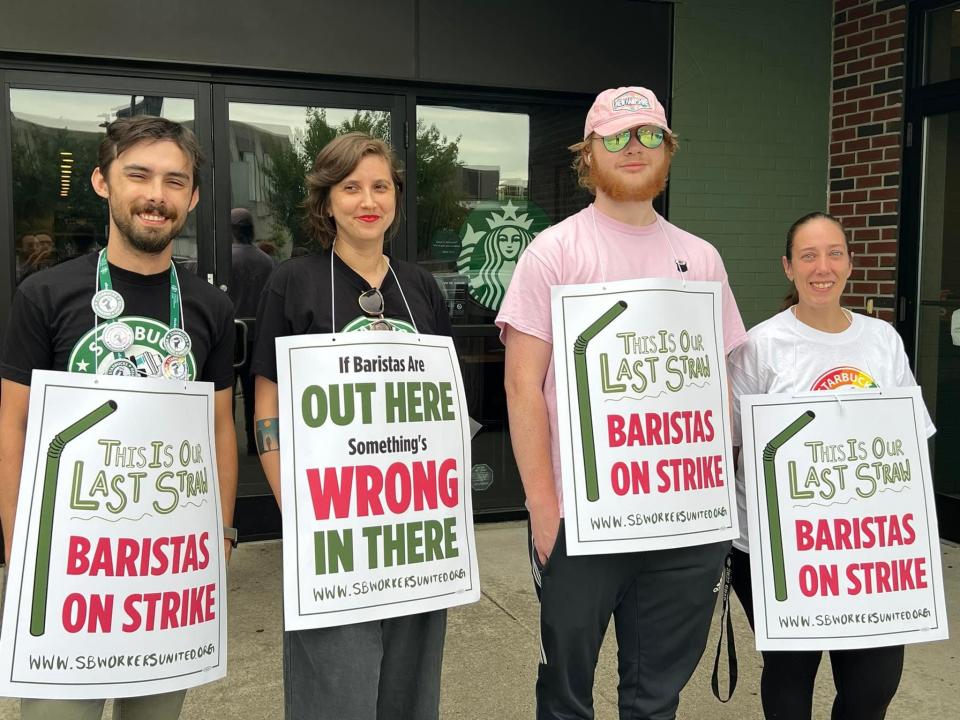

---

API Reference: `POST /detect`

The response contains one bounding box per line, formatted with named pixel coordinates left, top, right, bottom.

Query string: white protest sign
left=741, top=389, right=948, bottom=650
left=552, top=278, right=738, bottom=555
left=276, top=333, right=480, bottom=630
left=0, top=371, right=226, bottom=698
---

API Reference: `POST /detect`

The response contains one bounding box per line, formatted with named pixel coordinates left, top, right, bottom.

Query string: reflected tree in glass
left=261, top=108, right=467, bottom=253
left=416, top=123, right=469, bottom=258
left=12, top=120, right=106, bottom=280
left=261, top=109, right=389, bottom=251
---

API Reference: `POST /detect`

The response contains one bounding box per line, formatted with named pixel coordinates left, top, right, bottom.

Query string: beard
left=110, top=200, right=185, bottom=255
left=591, top=153, right=671, bottom=202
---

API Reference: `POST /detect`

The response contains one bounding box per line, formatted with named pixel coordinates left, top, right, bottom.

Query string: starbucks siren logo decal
left=341, top=316, right=417, bottom=333
left=810, top=366, right=878, bottom=391
left=456, top=200, right=550, bottom=311
left=69, top=317, right=198, bottom=379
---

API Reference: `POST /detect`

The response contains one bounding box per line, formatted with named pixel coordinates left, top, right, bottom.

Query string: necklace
left=87, top=249, right=191, bottom=378
left=590, top=205, right=687, bottom=286
left=329, top=242, right=419, bottom=333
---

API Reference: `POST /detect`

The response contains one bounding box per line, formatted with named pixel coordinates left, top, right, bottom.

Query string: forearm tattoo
left=255, top=418, right=280, bottom=454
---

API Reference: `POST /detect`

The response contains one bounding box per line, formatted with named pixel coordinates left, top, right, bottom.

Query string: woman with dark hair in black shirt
left=251, top=133, right=452, bottom=720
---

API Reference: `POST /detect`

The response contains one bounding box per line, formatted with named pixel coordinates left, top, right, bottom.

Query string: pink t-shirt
left=495, top=204, right=749, bottom=514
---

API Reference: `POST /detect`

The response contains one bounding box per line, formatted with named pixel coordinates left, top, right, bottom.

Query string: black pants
left=730, top=548, right=903, bottom=720
left=530, top=520, right=728, bottom=720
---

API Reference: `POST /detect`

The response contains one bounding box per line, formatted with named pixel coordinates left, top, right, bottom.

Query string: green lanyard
left=93, top=249, right=183, bottom=364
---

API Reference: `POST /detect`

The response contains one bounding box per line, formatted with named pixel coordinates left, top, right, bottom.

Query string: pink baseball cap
left=584, top=86, right=671, bottom=139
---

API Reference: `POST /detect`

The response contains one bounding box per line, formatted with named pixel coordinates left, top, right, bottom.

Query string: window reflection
left=227, top=103, right=391, bottom=262
left=225, top=102, right=393, bottom=499
left=917, top=111, right=960, bottom=497
left=925, top=4, right=960, bottom=84
left=9, top=90, right=197, bottom=282
left=417, top=103, right=590, bottom=322
left=416, top=101, right=591, bottom=513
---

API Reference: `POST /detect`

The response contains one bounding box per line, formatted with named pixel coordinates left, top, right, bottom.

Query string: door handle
left=233, top=319, right=249, bottom=369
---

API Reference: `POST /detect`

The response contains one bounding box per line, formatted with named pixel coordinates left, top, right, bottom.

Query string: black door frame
left=0, top=55, right=603, bottom=540
left=211, top=84, right=408, bottom=539
left=211, top=84, right=408, bottom=280
left=899, top=0, right=960, bottom=541
left=0, top=69, right=213, bottom=324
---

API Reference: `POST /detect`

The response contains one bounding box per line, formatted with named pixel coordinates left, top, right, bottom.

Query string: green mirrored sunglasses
left=599, top=125, right=665, bottom=152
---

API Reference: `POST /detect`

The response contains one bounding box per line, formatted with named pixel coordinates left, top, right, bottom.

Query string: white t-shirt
left=729, top=307, right=935, bottom=552
left=496, top=204, right=748, bottom=514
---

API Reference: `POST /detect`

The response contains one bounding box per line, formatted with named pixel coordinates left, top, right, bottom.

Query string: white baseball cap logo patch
left=612, top=91, right=651, bottom=112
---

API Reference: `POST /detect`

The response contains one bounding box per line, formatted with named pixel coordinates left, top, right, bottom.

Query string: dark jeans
left=730, top=547, right=903, bottom=720
left=530, top=520, right=728, bottom=720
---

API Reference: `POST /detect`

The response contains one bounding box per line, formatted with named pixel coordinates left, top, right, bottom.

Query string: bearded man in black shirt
left=0, top=116, right=237, bottom=720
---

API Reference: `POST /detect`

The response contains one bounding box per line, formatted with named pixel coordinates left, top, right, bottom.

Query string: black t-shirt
left=252, top=250, right=453, bottom=383
left=0, top=252, right=236, bottom=390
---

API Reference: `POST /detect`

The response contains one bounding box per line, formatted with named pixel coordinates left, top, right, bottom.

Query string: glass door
left=413, top=99, right=593, bottom=513
left=0, top=72, right=211, bottom=560
left=901, top=1, right=960, bottom=541
left=915, top=107, right=960, bottom=523
left=1, top=72, right=211, bottom=310
left=211, top=86, right=405, bottom=538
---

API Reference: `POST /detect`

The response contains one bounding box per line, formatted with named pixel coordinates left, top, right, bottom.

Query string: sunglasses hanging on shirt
left=358, top=287, right=398, bottom=332
left=329, top=244, right=420, bottom=333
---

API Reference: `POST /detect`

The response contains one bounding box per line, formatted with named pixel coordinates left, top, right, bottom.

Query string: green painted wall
left=669, top=0, right=833, bottom=329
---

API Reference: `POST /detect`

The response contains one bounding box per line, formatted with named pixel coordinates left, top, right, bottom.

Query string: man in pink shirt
left=496, top=86, right=748, bottom=719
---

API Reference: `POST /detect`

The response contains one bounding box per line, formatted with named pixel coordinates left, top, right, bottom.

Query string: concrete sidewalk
left=1, top=522, right=957, bottom=718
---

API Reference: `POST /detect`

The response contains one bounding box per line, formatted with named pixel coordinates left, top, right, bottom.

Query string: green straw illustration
left=574, top=301, right=627, bottom=502
left=31, top=400, right=117, bottom=637
left=763, top=410, right=815, bottom=602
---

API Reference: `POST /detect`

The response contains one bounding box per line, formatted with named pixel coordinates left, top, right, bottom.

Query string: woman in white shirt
left=728, top=211, right=934, bottom=720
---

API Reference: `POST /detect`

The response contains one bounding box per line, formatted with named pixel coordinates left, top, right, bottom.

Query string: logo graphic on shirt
left=456, top=200, right=550, bottom=312
left=810, top=366, right=878, bottom=391
left=612, top=91, right=652, bottom=112
left=341, top=316, right=417, bottom=333
left=68, top=316, right=198, bottom=380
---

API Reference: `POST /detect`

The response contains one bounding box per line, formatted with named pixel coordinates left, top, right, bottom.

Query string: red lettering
left=62, top=593, right=86, bottom=632
left=61, top=593, right=113, bottom=633
left=306, top=466, right=354, bottom=520
left=385, top=462, right=412, bottom=514
left=142, top=592, right=162, bottom=630
left=845, top=557, right=929, bottom=595
left=66, top=536, right=91, bottom=575
left=608, top=414, right=626, bottom=447
left=116, top=538, right=138, bottom=576
left=122, top=593, right=142, bottom=632
left=645, top=413, right=663, bottom=445
left=610, top=461, right=650, bottom=495
left=203, top=583, right=216, bottom=622
left=902, top=513, right=916, bottom=545
left=355, top=465, right=384, bottom=516
left=152, top=537, right=170, bottom=575
left=160, top=591, right=179, bottom=630
left=182, top=535, right=199, bottom=573
left=438, top=459, right=458, bottom=508
left=796, top=520, right=814, bottom=551
left=413, top=461, right=437, bottom=510
left=122, top=585, right=216, bottom=632
left=199, top=531, right=210, bottom=569
left=701, top=410, right=715, bottom=442
left=90, top=540, right=114, bottom=576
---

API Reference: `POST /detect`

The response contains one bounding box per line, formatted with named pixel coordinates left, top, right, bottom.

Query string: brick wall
left=671, top=0, right=833, bottom=329
left=830, top=0, right=907, bottom=322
